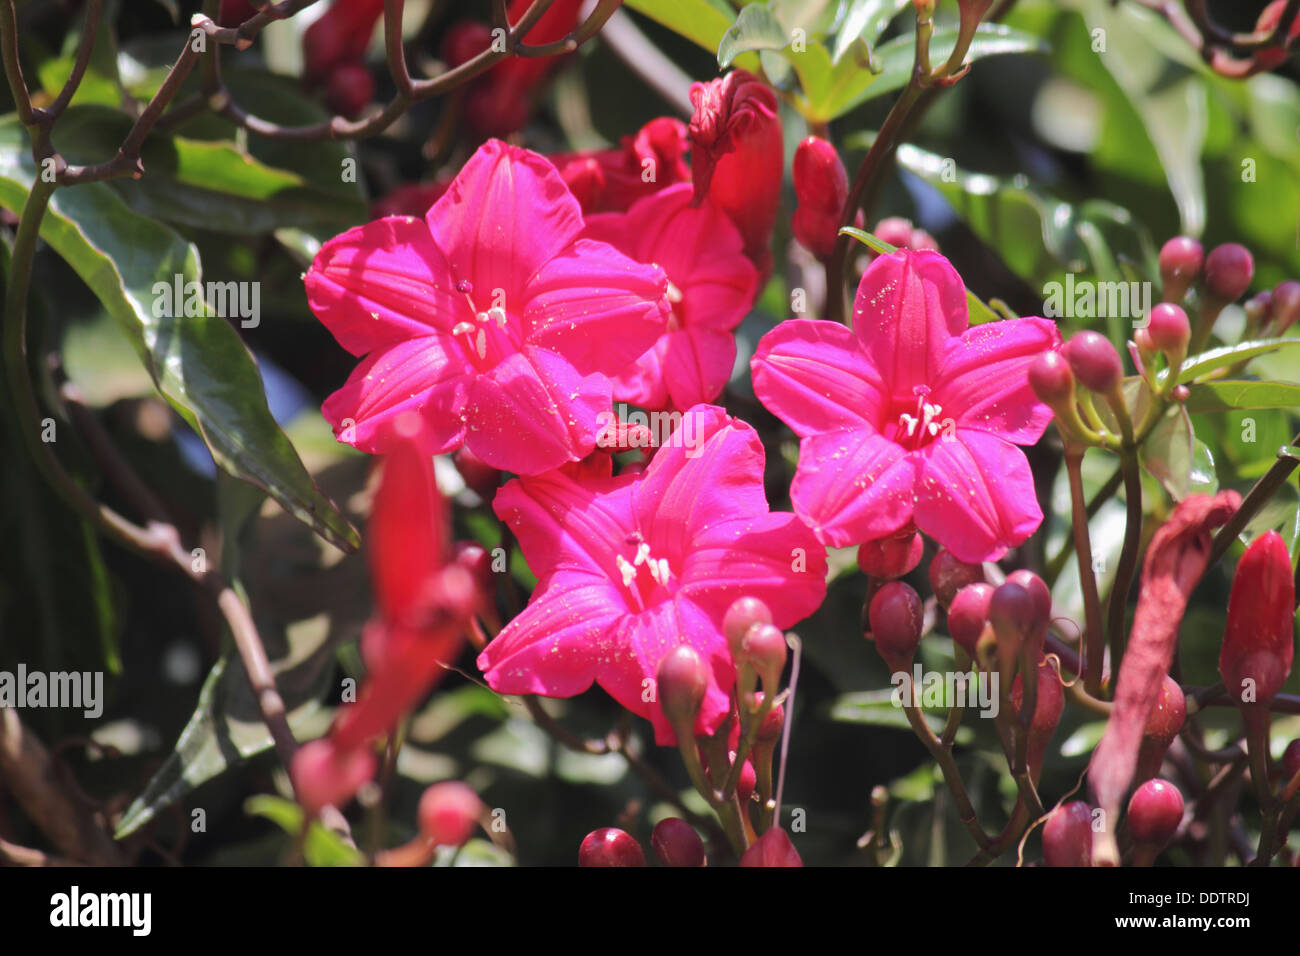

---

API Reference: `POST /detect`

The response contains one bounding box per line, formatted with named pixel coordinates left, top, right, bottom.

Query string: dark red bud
left=947, top=582, right=993, bottom=657
left=724, top=596, right=773, bottom=659
left=1158, top=236, right=1203, bottom=302
left=1063, top=331, right=1123, bottom=394
left=1136, top=674, right=1186, bottom=782
left=868, top=581, right=924, bottom=670
left=857, top=529, right=924, bottom=580
left=1011, top=657, right=1065, bottom=781
left=988, top=581, right=1036, bottom=676
left=1028, top=350, right=1075, bottom=406
left=757, top=701, right=785, bottom=742
left=739, top=827, right=803, bottom=866
left=650, top=818, right=706, bottom=867
left=1219, top=530, right=1295, bottom=707
left=1146, top=303, right=1190, bottom=356
left=1203, top=243, right=1254, bottom=302
left=657, top=645, right=709, bottom=728
left=1126, top=779, right=1183, bottom=847
left=325, top=62, right=375, bottom=119
left=1271, top=281, right=1300, bottom=332
left=418, top=781, right=483, bottom=847
left=579, top=827, right=646, bottom=867
left=1042, top=801, right=1094, bottom=867
left=872, top=217, right=914, bottom=250
left=443, top=20, right=493, bottom=68
left=1282, top=739, right=1300, bottom=781
left=1006, top=570, right=1051, bottom=627
left=453, top=446, right=500, bottom=499
left=792, top=137, right=848, bottom=210
left=928, top=547, right=985, bottom=609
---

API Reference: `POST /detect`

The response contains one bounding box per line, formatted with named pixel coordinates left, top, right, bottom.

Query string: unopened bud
left=579, top=827, right=645, bottom=867
left=1042, top=801, right=1093, bottom=867
left=1028, top=350, right=1075, bottom=406
left=1145, top=303, right=1190, bottom=363
left=868, top=581, right=923, bottom=671
left=1063, top=331, right=1123, bottom=394
left=928, top=547, right=984, bottom=609
left=1271, top=280, right=1300, bottom=333
left=1126, top=779, right=1183, bottom=848
left=1219, top=530, right=1295, bottom=708
left=947, top=582, right=993, bottom=657
left=651, top=818, right=706, bottom=867
left=739, top=826, right=803, bottom=866
left=657, top=645, right=709, bottom=729
left=742, top=623, right=788, bottom=692
left=1203, top=243, right=1254, bottom=302
left=418, top=781, right=483, bottom=847
left=857, top=528, right=924, bottom=580
left=1136, top=674, right=1186, bottom=782
left=1158, top=236, right=1203, bottom=303
left=724, top=596, right=773, bottom=660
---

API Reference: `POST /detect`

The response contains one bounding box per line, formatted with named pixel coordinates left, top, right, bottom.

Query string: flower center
left=658, top=266, right=685, bottom=332
left=890, top=385, right=947, bottom=451
left=613, top=534, right=674, bottom=610
left=448, top=280, right=521, bottom=370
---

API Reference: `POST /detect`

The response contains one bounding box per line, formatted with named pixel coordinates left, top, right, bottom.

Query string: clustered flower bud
left=857, top=527, right=924, bottom=580
left=579, top=827, right=646, bottom=867
left=988, top=580, right=1038, bottom=679
left=947, top=582, right=993, bottom=657
left=928, top=547, right=984, bottom=609
left=1219, top=530, right=1295, bottom=709
left=1139, top=302, right=1190, bottom=370
left=1042, top=801, right=1094, bottom=867
left=418, top=781, right=483, bottom=847
left=742, top=623, right=788, bottom=692
left=1203, top=243, right=1255, bottom=303
left=1063, top=331, right=1123, bottom=395
left=867, top=581, right=924, bottom=672
left=739, top=826, right=803, bottom=866
left=651, top=818, right=706, bottom=867
left=1010, top=656, right=1065, bottom=783
left=657, top=644, right=709, bottom=733
left=1158, top=236, right=1203, bottom=303
left=302, top=0, right=383, bottom=117
left=1135, top=674, right=1186, bottom=783
left=1270, top=280, right=1300, bottom=334
left=792, top=137, right=850, bottom=261
left=1126, top=779, right=1183, bottom=863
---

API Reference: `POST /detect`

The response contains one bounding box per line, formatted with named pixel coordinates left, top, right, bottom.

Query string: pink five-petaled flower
left=583, top=183, right=759, bottom=411
left=751, top=249, right=1061, bottom=563
left=306, top=139, right=670, bottom=474
left=476, top=405, right=827, bottom=744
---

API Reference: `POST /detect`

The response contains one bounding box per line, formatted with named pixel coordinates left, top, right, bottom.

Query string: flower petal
left=679, top=511, right=827, bottom=627
left=521, top=237, right=669, bottom=376
left=464, top=345, right=610, bottom=474
left=369, top=420, right=447, bottom=619
left=934, top=316, right=1061, bottom=445
left=663, top=328, right=736, bottom=410
left=751, top=319, right=886, bottom=437
left=913, top=429, right=1043, bottom=563
left=790, top=428, right=917, bottom=547
left=853, top=249, right=967, bottom=393
left=427, top=139, right=585, bottom=301
left=477, top=575, right=626, bottom=698
left=321, top=335, right=470, bottom=454
left=305, top=215, right=464, bottom=355
left=634, top=406, right=770, bottom=561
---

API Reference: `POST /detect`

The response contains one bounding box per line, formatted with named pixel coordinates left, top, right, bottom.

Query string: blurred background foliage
left=1, top=0, right=1297, bottom=865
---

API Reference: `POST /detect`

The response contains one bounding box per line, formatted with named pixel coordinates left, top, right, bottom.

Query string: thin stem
left=901, top=703, right=991, bottom=851
left=1207, top=431, right=1300, bottom=569
left=1106, top=451, right=1143, bottom=682
left=1064, top=451, right=1108, bottom=696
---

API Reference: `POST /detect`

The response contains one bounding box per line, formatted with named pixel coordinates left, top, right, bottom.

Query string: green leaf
left=828, top=689, right=975, bottom=744
left=624, top=0, right=743, bottom=60
left=1139, top=406, right=1194, bottom=500
left=719, top=3, right=789, bottom=68
left=245, top=795, right=362, bottom=866
left=1171, top=337, right=1300, bottom=385
left=840, top=226, right=1002, bottom=325
left=831, top=0, right=911, bottom=63
left=36, top=0, right=124, bottom=110
left=0, top=118, right=359, bottom=552
left=1184, top=381, right=1300, bottom=414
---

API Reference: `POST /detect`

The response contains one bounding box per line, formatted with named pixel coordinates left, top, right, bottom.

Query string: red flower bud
left=1282, top=738, right=1300, bottom=781
left=443, top=20, right=493, bottom=69
left=872, top=216, right=915, bottom=250
left=739, top=826, right=803, bottom=866
left=657, top=645, right=710, bottom=730
left=792, top=137, right=849, bottom=260
left=218, top=0, right=258, bottom=26
left=303, top=0, right=385, bottom=85
left=370, top=181, right=450, bottom=220
left=868, top=581, right=923, bottom=671
left=452, top=445, right=500, bottom=499
left=1204, top=243, right=1254, bottom=302
left=1158, top=236, right=1203, bottom=302
left=928, top=547, right=984, bottom=609
left=947, top=582, right=993, bottom=657
left=723, top=596, right=773, bottom=659
left=1042, top=801, right=1093, bottom=867
left=1011, top=656, right=1065, bottom=782
left=988, top=580, right=1037, bottom=677
left=325, top=61, right=375, bottom=119
left=1271, top=280, right=1300, bottom=333
left=742, top=623, right=788, bottom=691
left=651, top=818, right=706, bottom=867
left=1126, top=778, right=1183, bottom=847
left=1063, top=331, right=1123, bottom=394
left=291, top=738, right=377, bottom=817
left=757, top=700, right=785, bottom=742
left=1028, top=350, right=1075, bottom=406
left=857, top=528, right=924, bottom=580
left=689, top=70, right=783, bottom=276
left=1006, top=569, right=1051, bottom=627
left=1220, top=530, right=1295, bottom=707
left=418, top=781, right=483, bottom=847
left=1135, top=674, right=1186, bottom=782
left=579, top=827, right=646, bottom=867
left=1145, top=302, right=1190, bottom=359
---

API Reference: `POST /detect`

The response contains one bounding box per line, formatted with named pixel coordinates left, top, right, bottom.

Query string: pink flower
left=476, top=405, right=827, bottom=745
left=751, top=249, right=1061, bottom=563
left=689, top=70, right=783, bottom=276
left=583, top=183, right=759, bottom=410
left=551, top=117, right=692, bottom=215
left=306, top=139, right=670, bottom=475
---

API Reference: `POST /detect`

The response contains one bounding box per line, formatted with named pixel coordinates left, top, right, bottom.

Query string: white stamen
left=475, top=329, right=487, bottom=360
left=616, top=554, right=637, bottom=588
left=488, top=306, right=507, bottom=327
left=475, top=310, right=490, bottom=324
left=633, top=542, right=652, bottom=566
left=452, top=321, right=476, bottom=336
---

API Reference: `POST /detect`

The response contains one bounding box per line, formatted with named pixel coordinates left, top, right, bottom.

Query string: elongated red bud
left=757, top=700, right=785, bottom=741
left=1042, top=801, right=1093, bottom=867
left=1204, top=243, right=1254, bottom=302
left=792, top=137, right=849, bottom=260
left=929, top=547, right=984, bottom=609
left=579, top=828, right=646, bottom=867
left=739, top=827, right=803, bottom=866
left=1006, top=569, right=1050, bottom=655
left=1135, top=674, right=1186, bottom=783
left=1145, top=303, right=1190, bottom=363
left=651, top=818, right=706, bottom=867
left=291, top=738, right=377, bottom=817
left=1011, top=657, right=1065, bottom=782
left=868, top=581, right=923, bottom=671
left=1158, top=236, right=1203, bottom=302
left=857, top=528, right=923, bottom=580
left=947, top=582, right=993, bottom=657
left=443, top=20, right=493, bottom=68
left=1063, top=331, right=1122, bottom=394
left=1282, top=739, right=1300, bottom=780
left=1219, top=530, right=1295, bottom=708
left=742, top=623, right=788, bottom=692
left=657, top=645, right=709, bottom=732
left=1126, top=779, right=1183, bottom=848
left=724, top=596, right=773, bottom=659
left=989, top=581, right=1036, bottom=679
left=418, top=781, right=483, bottom=847
left=1028, top=350, right=1075, bottom=407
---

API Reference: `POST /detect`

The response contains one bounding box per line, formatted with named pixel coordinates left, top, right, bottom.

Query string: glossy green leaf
left=719, top=3, right=789, bottom=67
left=1184, top=381, right=1300, bottom=414
left=624, top=0, right=742, bottom=60
left=245, top=795, right=363, bottom=866
left=831, top=0, right=911, bottom=63
left=1139, top=406, right=1194, bottom=500
left=0, top=118, right=359, bottom=552
left=1171, top=337, right=1300, bottom=385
